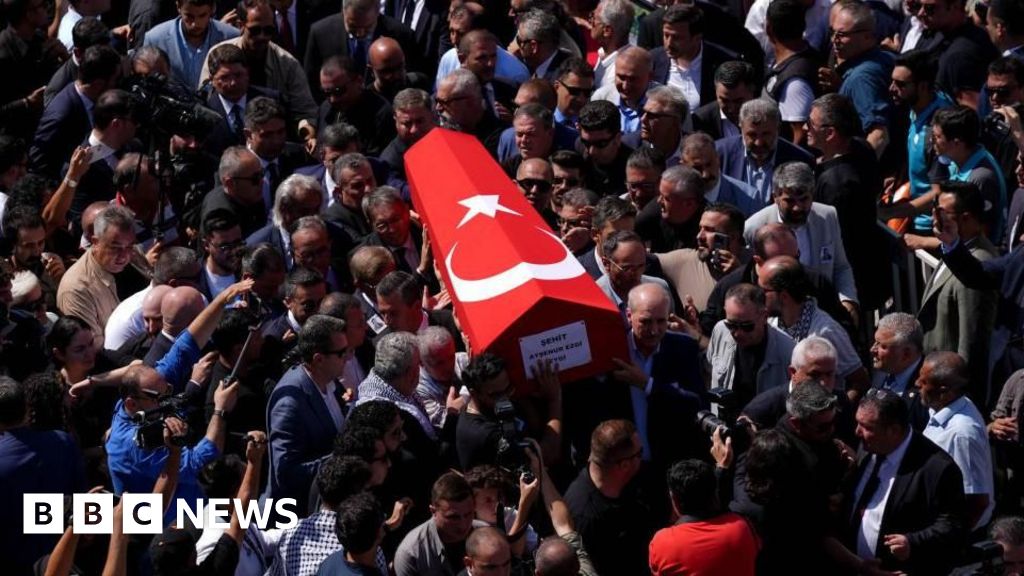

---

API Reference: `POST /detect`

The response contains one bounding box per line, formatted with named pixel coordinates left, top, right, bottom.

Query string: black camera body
left=949, top=540, right=1005, bottom=575
left=133, top=394, right=191, bottom=450
left=984, top=103, right=1024, bottom=137
left=696, top=387, right=753, bottom=454
left=494, top=398, right=536, bottom=483
left=125, top=75, right=222, bottom=139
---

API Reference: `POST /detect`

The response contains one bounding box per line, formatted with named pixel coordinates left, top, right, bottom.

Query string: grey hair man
left=357, top=331, right=436, bottom=440
left=636, top=165, right=704, bottom=254
left=591, top=0, right=635, bottom=91
left=416, top=326, right=469, bottom=427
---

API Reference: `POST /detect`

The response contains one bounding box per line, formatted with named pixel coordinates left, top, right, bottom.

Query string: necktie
left=401, top=0, right=415, bottom=26
left=350, top=37, right=368, bottom=72
left=230, top=105, right=245, bottom=139
left=851, top=454, right=886, bottom=537
left=267, top=162, right=281, bottom=201
left=392, top=246, right=411, bottom=273
left=277, top=10, right=295, bottom=55
left=882, top=373, right=897, bottom=391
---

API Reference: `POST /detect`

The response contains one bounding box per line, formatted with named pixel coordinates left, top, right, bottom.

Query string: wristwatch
left=212, top=408, right=228, bottom=419
left=64, top=177, right=78, bottom=189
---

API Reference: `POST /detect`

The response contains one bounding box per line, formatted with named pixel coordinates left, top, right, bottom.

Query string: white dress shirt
left=853, top=430, right=913, bottom=559
left=666, top=44, right=702, bottom=111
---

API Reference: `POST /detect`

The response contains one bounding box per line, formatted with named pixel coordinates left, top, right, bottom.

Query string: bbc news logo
left=24, top=494, right=298, bottom=534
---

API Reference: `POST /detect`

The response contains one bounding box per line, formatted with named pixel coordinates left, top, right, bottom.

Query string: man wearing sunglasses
left=553, top=57, right=595, bottom=130
left=317, top=55, right=396, bottom=157
left=918, top=0, right=998, bottom=111
left=707, top=283, right=795, bottom=411
left=515, top=157, right=559, bottom=230
left=262, top=267, right=327, bottom=379
left=577, top=100, right=633, bottom=197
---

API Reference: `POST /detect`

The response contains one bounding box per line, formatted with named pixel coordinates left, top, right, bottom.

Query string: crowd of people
left=4, top=0, right=1024, bottom=573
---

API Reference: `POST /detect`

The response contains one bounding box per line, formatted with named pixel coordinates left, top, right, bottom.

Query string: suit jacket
left=315, top=90, right=396, bottom=157
left=357, top=223, right=439, bottom=292
left=716, top=174, right=763, bottom=217
left=707, top=322, right=795, bottom=403
left=715, top=135, right=815, bottom=205
left=29, top=82, right=91, bottom=177
left=535, top=49, right=574, bottom=84
left=376, top=309, right=466, bottom=352
left=844, top=432, right=966, bottom=574
left=919, top=236, right=998, bottom=397
left=569, top=332, right=704, bottom=470
left=383, top=0, right=447, bottom=76
left=650, top=42, right=737, bottom=108
left=202, top=86, right=280, bottom=158
left=637, top=1, right=764, bottom=74
left=304, top=14, right=419, bottom=97
left=744, top=202, right=859, bottom=305
left=265, top=364, right=343, bottom=517
left=43, top=57, right=76, bottom=109
left=870, top=361, right=930, bottom=431
left=692, top=101, right=725, bottom=140
left=142, top=17, right=239, bottom=89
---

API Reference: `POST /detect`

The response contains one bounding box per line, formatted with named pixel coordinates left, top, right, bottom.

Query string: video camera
left=949, top=541, right=1005, bottom=575
left=124, top=75, right=222, bottom=139
left=696, top=387, right=753, bottom=455
left=132, top=394, right=192, bottom=450
left=494, top=398, right=536, bottom=483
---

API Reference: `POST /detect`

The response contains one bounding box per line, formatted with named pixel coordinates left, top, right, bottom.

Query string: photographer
left=981, top=57, right=1023, bottom=197
left=455, top=353, right=562, bottom=472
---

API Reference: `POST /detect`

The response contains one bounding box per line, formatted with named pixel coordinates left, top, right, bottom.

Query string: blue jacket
left=143, top=17, right=239, bottom=90
left=716, top=174, right=764, bottom=217
left=29, top=82, right=91, bottom=177
left=715, top=135, right=814, bottom=205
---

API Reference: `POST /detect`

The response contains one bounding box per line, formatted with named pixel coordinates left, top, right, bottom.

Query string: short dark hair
left=762, top=258, right=813, bottom=302
left=3, top=205, right=44, bottom=242
left=550, top=149, right=585, bottom=171
left=933, top=105, right=979, bottom=147
left=347, top=400, right=401, bottom=435
left=894, top=49, right=937, bottom=86
left=71, top=17, right=110, bottom=50
left=431, top=471, right=474, bottom=504
left=284, top=267, right=326, bottom=299
left=592, top=196, right=637, bottom=231
left=743, top=428, right=803, bottom=503
left=334, top=425, right=381, bottom=461
left=860, top=388, right=910, bottom=428
left=939, top=180, right=985, bottom=218
left=207, top=44, right=247, bottom=77
left=92, top=89, right=137, bottom=131
left=322, top=54, right=363, bottom=78
left=989, top=55, right=1024, bottom=86
left=766, top=0, right=807, bottom=42
left=295, top=315, right=347, bottom=363
left=78, top=44, right=121, bottom=84
left=317, top=455, right=372, bottom=507
left=241, top=243, right=285, bottom=278
left=725, top=282, right=766, bottom=309
left=201, top=209, right=240, bottom=239
left=153, top=247, right=201, bottom=285
left=667, top=459, right=717, bottom=516
left=811, top=93, right=861, bottom=139
left=335, top=493, right=384, bottom=554
left=462, top=353, right=506, bottom=393
left=245, top=96, right=286, bottom=130
left=320, top=123, right=362, bottom=151
left=0, top=375, right=25, bottom=428
left=590, top=419, right=638, bottom=467
left=20, top=372, right=66, bottom=431
left=319, top=292, right=361, bottom=320
left=578, top=100, right=620, bottom=134
left=0, top=135, right=26, bottom=174
left=211, top=308, right=260, bottom=356
left=626, top=146, right=666, bottom=173
left=601, top=229, right=643, bottom=261
left=989, top=0, right=1024, bottom=36
left=375, top=270, right=419, bottom=306
left=662, top=3, right=704, bottom=34
left=555, top=56, right=595, bottom=83
left=714, top=60, right=759, bottom=92
left=704, top=202, right=745, bottom=237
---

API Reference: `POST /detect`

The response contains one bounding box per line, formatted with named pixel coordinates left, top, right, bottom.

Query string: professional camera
left=696, top=387, right=753, bottom=454
left=984, top=103, right=1024, bottom=137
left=125, top=75, right=222, bottom=139
left=132, top=394, right=192, bottom=450
left=949, top=540, right=1005, bottom=575
left=494, top=398, right=536, bottom=483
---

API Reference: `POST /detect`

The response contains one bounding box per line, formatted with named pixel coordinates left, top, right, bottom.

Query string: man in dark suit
left=358, top=187, right=438, bottom=291
left=435, top=69, right=508, bottom=159
left=303, top=0, right=419, bottom=98
left=367, top=37, right=432, bottom=102
left=202, top=44, right=280, bottom=158
left=324, top=152, right=375, bottom=240
left=42, top=17, right=108, bottom=109
left=383, top=0, right=447, bottom=77
left=316, top=55, right=395, bottom=157
left=244, top=96, right=310, bottom=213
left=458, top=30, right=520, bottom=122
left=261, top=267, right=327, bottom=380
left=265, top=314, right=350, bottom=518
left=578, top=195, right=666, bottom=281
left=650, top=4, right=737, bottom=111
left=0, top=0, right=65, bottom=141
left=269, top=0, right=336, bottom=62
left=637, top=0, right=763, bottom=75
left=691, top=61, right=758, bottom=142
left=715, top=98, right=814, bottom=206
left=515, top=10, right=573, bottom=84
left=846, top=389, right=966, bottom=574
left=30, top=44, right=119, bottom=178
left=199, top=146, right=267, bottom=237
left=380, top=87, right=437, bottom=185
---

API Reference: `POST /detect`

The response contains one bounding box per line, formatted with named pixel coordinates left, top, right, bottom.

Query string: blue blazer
left=265, top=364, right=342, bottom=517
left=143, top=17, right=239, bottom=89
left=29, top=82, right=91, bottom=177
left=715, top=135, right=814, bottom=204
left=717, top=173, right=764, bottom=216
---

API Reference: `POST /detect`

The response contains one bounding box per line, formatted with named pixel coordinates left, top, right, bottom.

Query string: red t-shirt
left=648, top=512, right=760, bottom=576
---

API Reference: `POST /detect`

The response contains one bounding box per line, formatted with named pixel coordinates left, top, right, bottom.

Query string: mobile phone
left=711, top=233, right=730, bottom=250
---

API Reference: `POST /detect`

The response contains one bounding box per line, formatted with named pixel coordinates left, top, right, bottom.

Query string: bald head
left=161, top=286, right=205, bottom=336
left=82, top=201, right=111, bottom=244
left=760, top=254, right=801, bottom=280
left=516, top=157, right=553, bottom=180
left=142, top=285, right=172, bottom=336
left=535, top=537, right=580, bottom=576
left=753, top=222, right=799, bottom=261
left=617, top=45, right=652, bottom=69
left=369, top=37, right=403, bottom=64
left=627, top=282, right=670, bottom=314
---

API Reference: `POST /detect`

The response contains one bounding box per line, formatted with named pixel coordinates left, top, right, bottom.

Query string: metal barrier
left=876, top=220, right=942, bottom=315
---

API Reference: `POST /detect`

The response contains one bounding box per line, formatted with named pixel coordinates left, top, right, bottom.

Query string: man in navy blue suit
left=29, top=44, right=120, bottom=178
left=265, top=314, right=350, bottom=518
left=714, top=97, right=814, bottom=206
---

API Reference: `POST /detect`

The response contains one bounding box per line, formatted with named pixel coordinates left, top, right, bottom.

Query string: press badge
left=820, top=244, right=834, bottom=264
left=367, top=314, right=388, bottom=334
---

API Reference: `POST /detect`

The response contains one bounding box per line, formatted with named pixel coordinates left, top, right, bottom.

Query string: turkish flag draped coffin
left=405, top=129, right=628, bottom=391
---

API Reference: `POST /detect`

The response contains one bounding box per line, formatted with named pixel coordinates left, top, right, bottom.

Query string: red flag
left=405, top=129, right=627, bottom=390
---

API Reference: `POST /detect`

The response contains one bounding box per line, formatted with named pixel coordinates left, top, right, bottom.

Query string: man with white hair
left=415, top=326, right=469, bottom=427
left=246, top=174, right=323, bottom=270
left=636, top=165, right=706, bottom=253
left=624, top=85, right=688, bottom=166
left=714, top=98, right=814, bottom=205
left=591, top=0, right=635, bottom=91
left=870, top=312, right=929, bottom=430
left=592, top=46, right=656, bottom=136
left=436, top=68, right=507, bottom=158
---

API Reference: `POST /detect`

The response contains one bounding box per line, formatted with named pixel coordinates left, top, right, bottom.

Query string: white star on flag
left=456, top=194, right=521, bottom=228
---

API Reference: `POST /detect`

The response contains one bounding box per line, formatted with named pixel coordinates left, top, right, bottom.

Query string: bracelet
left=64, top=177, right=78, bottom=189
left=212, top=408, right=228, bottom=419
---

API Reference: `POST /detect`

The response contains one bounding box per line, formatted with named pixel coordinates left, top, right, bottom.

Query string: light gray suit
left=918, top=235, right=998, bottom=396
left=743, top=202, right=859, bottom=304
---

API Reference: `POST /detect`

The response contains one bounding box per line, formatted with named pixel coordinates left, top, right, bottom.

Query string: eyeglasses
left=435, top=94, right=469, bottom=108
left=580, top=136, right=614, bottom=149
left=246, top=25, right=277, bottom=37
left=558, top=217, right=589, bottom=229
left=626, top=180, right=657, bottom=193
left=831, top=27, right=872, bottom=39
left=987, top=85, right=1018, bottom=98
left=608, top=260, right=645, bottom=273
left=322, top=85, right=347, bottom=97
left=559, top=84, right=593, bottom=98
left=231, top=170, right=264, bottom=185
left=642, top=109, right=678, bottom=121
left=323, top=347, right=349, bottom=358
left=517, top=178, right=552, bottom=193
left=552, top=176, right=580, bottom=188
left=724, top=319, right=756, bottom=332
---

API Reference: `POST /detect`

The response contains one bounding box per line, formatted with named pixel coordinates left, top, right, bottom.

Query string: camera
left=125, top=75, right=222, bottom=139
left=949, top=540, right=1004, bottom=575
left=984, top=103, right=1024, bottom=137
left=133, top=394, right=192, bottom=450
left=696, top=388, right=753, bottom=454
left=494, top=398, right=536, bottom=483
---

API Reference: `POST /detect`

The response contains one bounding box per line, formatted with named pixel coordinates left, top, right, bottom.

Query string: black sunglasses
left=323, top=347, right=349, bottom=358
left=560, top=84, right=593, bottom=98
left=724, top=319, right=756, bottom=333
left=580, top=136, right=614, bottom=149
left=517, top=178, right=553, bottom=193
left=246, top=25, right=277, bottom=37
